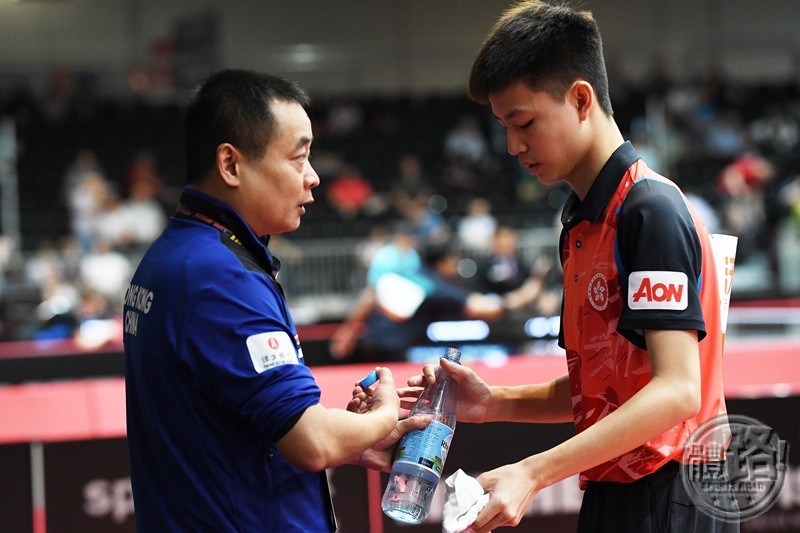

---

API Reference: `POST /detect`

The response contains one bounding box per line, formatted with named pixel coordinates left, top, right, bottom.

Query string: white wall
left=0, top=0, right=797, bottom=96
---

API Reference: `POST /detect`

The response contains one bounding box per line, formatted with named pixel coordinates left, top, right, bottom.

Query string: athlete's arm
left=468, top=328, right=701, bottom=532
left=405, top=358, right=573, bottom=424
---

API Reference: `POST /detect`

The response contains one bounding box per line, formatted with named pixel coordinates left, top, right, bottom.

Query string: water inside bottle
left=381, top=471, right=436, bottom=524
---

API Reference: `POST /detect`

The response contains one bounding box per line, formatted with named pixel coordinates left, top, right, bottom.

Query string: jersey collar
left=178, top=187, right=281, bottom=279
left=560, top=141, right=640, bottom=229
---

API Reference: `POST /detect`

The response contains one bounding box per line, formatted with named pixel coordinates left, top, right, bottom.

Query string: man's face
left=488, top=80, right=585, bottom=187
left=235, top=100, right=319, bottom=236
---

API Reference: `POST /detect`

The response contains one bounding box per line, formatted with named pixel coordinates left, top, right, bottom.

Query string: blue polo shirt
left=124, top=187, right=335, bottom=531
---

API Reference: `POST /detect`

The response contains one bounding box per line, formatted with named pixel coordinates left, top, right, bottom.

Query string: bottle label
left=394, top=420, right=453, bottom=477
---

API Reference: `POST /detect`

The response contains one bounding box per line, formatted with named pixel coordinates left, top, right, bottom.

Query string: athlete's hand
left=399, top=357, right=493, bottom=423
left=467, top=459, right=543, bottom=532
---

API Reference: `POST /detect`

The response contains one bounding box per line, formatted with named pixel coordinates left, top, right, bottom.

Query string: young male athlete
left=407, top=2, right=736, bottom=531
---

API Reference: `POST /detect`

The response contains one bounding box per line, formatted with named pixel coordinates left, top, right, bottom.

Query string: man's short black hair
left=183, top=69, right=310, bottom=184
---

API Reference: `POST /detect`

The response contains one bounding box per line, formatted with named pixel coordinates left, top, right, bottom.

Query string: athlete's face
left=238, top=100, right=319, bottom=236
left=489, top=80, right=589, bottom=189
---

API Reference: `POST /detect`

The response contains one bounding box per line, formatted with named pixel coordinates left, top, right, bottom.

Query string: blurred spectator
left=403, top=198, right=451, bottom=246
left=93, top=187, right=128, bottom=248
left=474, top=226, right=561, bottom=315
left=85, top=153, right=168, bottom=251
left=389, top=152, right=433, bottom=218
left=715, top=153, right=775, bottom=259
left=72, top=288, right=124, bottom=351
left=704, top=110, right=748, bottom=158
left=457, top=197, right=497, bottom=251
left=443, top=115, right=490, bottom=167
left=326, top=100, right=364, bottom=137
left=123, top=151, right=164, bottom=203
left=442, top=115, right=493, bottom=192
left=120, top=153, right=168, bottom=247
left=33, top=284, right=123, bottom=348
left=330, top=238, right=503, bottom=363
left=63, top=149, right=103, bottom=192
left=326, top=164, right=378, bottom=220
left=330, top=223, right=420, bottom=362
left=364, top=222, right=421, bottom=288
left=78, top=238, right=133, bottom=310
left=749, top=104, right=800, bottom=156
left=66, top=163, right=111, bottom=253
left=25, top=241, right=78, bottom=339
left=356, top=224, right=391, bottom=270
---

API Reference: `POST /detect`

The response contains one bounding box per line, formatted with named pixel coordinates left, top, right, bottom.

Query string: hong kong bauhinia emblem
left=588, top=272, right=608, bottom=311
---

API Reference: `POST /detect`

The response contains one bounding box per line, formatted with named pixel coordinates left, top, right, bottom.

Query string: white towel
left=442, top=469, right=490, bottom=533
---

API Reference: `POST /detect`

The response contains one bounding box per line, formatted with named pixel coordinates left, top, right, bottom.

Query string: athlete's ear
left=216, top=143, right=241, bottom=188
left=571, top=81, right=594, bottom=121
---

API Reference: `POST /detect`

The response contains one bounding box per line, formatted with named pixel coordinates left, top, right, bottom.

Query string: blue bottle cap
left=358, top=370, right=379, bottom=389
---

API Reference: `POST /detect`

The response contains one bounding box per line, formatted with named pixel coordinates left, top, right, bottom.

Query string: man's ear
left=571, top=80, right=594, bottom=121
left=216, top=143, right=241, bottom=187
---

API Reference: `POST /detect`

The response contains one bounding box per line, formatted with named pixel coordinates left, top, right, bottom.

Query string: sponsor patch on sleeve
left=246, top=331, right=299, bottom=373
left=628, top=271, right=689, bottom=310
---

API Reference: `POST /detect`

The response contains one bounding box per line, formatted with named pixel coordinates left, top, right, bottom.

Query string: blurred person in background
left=389, top=152, right=433, bottom=218
left=123, top=69, right=427, bottom=532
left=325, top=163, right=378, bottom=221
left=78, top=236, right=133, bottom=311
left=474, top=225, right=561, bottom=315
left=64, top=154, right=110, bottom=253
left=330, top=237, right=504, bottom=363
left=442, top=114, right=494, bottom=192
left=119, top=151, right=169, bottom=249
left=457, top=197, right=498, bottom=251
left=408, top=3, right=736, bottom=531
left=715, top=152, right=775, bottom=261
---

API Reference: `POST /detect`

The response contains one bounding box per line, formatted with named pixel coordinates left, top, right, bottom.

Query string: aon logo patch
left=628, top=271, right=688, bottom=310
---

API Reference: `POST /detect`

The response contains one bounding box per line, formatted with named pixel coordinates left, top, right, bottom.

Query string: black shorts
left=577, top=461, right=740, bottom=533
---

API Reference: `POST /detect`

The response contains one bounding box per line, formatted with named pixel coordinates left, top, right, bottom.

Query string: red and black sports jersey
left=558, top=142, right=727, bottom=486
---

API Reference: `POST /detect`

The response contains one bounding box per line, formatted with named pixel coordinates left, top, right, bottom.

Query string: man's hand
left=346, top=366, right=400, bottom=416
left=355, top=415, right=432, bottom=471
left=346, top=367, right=431, bottom=470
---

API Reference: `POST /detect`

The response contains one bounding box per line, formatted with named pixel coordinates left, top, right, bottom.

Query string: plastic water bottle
left=382, top=346, right=461, bottom=524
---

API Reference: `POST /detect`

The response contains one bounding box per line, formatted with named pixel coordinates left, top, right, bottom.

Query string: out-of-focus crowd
left=1, top=63, right=799, bottom=348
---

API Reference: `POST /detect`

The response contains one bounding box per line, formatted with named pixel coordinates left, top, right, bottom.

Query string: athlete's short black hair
left=468, top=1, right=613, bottom=116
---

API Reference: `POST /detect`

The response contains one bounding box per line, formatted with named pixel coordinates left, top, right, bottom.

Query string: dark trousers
left=577, top=461, right=740, bottom=533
